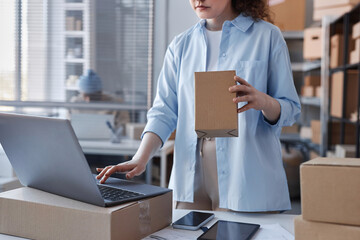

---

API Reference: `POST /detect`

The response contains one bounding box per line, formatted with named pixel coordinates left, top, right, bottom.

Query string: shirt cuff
left=261, top=98, right=288, bottom=129
left=141, top=119, right=174, bottom=147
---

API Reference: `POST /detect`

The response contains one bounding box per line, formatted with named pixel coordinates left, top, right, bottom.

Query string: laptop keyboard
left=98, top=185, right=144, bottom=202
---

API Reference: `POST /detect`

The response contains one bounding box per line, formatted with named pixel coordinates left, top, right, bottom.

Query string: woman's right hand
left=96, top=157, right=147, bottom=184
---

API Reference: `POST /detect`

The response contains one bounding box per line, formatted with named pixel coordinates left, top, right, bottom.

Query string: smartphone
left=172, top=211, right=215, bottom=231
left=197, top=220, right=260, bottom=240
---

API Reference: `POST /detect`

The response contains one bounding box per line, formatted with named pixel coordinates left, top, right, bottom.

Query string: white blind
left=0, top=0, right=154, bottom=119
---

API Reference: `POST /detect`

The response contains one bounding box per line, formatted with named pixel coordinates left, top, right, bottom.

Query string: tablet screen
left=197, top=220, right=260, bottom=240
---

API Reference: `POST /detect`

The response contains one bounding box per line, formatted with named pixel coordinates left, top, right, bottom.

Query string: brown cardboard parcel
left=330, top=70, right=359, bottom=119
left=269, top=0, right=306, bottom=31
left=314, top=0, right=360, bottom=9
left=0, top=187, right=172, bottom=240
left=313, top=4, right=355, bottom=21
left=195, top=71, right=238, bottom=138
left=301, top=157, right=360, bottom=226
left=303, top=28, right=322, bottom=60
left=294, top=215, right=360, bottom=240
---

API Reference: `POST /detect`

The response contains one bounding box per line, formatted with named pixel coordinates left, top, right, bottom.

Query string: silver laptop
left=0, top=113, right=170, bottom=207
left=70, top=113, right=113, bottom=140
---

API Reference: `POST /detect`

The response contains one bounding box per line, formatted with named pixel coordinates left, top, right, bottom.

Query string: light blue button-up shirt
left=143, top=14, right=301, bottom=212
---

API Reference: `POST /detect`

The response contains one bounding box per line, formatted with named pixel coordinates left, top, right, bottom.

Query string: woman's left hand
left=229, top=75, right=281, bottom=123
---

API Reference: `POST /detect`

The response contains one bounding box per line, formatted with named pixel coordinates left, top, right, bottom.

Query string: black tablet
left=197, top=220, right=260, bottom=240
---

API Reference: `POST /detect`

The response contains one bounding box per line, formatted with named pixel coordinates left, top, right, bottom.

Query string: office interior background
left=0, top=0, right=360, bottom=216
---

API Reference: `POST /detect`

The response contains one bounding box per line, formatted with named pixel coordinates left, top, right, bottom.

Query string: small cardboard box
left=294, top=215, right=360, bottom=240
left=301, top=85, right=315, bottom=97
left=301, top=157, right=360, bottom=226
left=126, top=123, right=146, bottom=140
left=269, top=0, right=306, bottom=31
left=0, top=187, right=172, bottom=240
left=314, top=0, right=359, bottom=9
left=195, top=71, right=238, bottom=138
left=353, top=21, right=360, bottom=39
left=330, top=70, right=359, bottom=118
left=303, top=28, right=322, bottom=60
left=304, top=75, right=321, bottom=87
left=311, top=120, right=356, bottom=145
left=335, top=144, right=356, bottom=158
left=313, top=4, right=354, bottom=21
left=330, top=34, right=344, bottom=68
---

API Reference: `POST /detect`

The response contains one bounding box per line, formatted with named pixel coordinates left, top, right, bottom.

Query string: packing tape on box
left=139, top=201, right=151, bottom=234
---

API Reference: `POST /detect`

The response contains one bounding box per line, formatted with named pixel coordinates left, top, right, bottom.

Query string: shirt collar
left=194, top=13, right=255, bottom=32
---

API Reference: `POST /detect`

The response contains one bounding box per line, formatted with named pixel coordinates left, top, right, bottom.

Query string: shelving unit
left=63, top=0, right=91, bottom=98
left=322, top=5, right=360, bottom=157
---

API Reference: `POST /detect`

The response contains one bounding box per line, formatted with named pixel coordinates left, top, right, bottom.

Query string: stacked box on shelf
left=350, top=21, right=360, bottom=64
left=295, top=157, right=360, bottom=239
left=301, top=75, right=321, bottom=97
left=311, top=120, right=356, bottom=145
left=313, top=0, right=359, bottom=21
left=330, top=71, right=359, bottom=119
left=303, top=28, right=322, bottom=60
left=268, top=0, right=306, bottom=31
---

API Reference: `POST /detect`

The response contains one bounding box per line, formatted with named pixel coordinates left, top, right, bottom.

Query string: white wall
left=152, top=0, right=198, bottom=100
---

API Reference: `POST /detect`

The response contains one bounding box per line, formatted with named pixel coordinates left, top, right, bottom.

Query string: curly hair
left=232, top=0, right=273, bottom=22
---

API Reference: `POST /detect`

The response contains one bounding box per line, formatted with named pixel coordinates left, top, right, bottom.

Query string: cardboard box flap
left=303, top=157, right=360, bottom=168
left=0, top=187, right=136, bottom=213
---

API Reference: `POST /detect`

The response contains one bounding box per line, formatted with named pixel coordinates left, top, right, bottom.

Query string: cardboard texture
left=301, top=86, right=315, bottom=97
left=301, top=157, right=360, bottom=226
left=125, top=123, right=146, bottom=140
left=313, top=4, right=355, bottom=21
left=304, top=75, right=321, bottom=87
left=330, top=71, right=359, bottom=118
left=269, top=0, right=306, bottom=31
left=330, top=34, right=344, bottom=68
left=311, top=120, right=356, bottom=145
left=303, top=28, right=322, bottom=60
left=294, top=215, right=360, bottom=240
left=0, top=187, right=172, bottom=240
left=314, top=0, right=360, bottom=9
left=353, top=22, right=360, bottom=39
left=195, top=71, right=238, bottom=138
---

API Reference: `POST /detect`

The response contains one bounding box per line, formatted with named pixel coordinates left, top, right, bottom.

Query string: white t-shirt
left=204, top=28, right=222, bottom=71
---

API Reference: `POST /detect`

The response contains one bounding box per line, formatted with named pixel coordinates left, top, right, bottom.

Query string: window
left=0, top=0, right=154, bottom=121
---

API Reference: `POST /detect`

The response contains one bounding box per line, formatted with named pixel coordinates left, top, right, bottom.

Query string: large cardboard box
left=314, top=0, right=360, bottom=9
left=268, top=0, right=306, bottom=31
left=330, top=34, right=344, bottom=68
left=313, top=4, right=355, bottom=21
left=301, top=157, right=360, bottom=226
left=303, top=28, right=322, bottom=60
left=330, top=70, right=359, bottom=118
left=195, top=71, right=238, bottom=138
left=0, top=187, right=172, bottom=240
left=294, top=215, right=360, bottom=240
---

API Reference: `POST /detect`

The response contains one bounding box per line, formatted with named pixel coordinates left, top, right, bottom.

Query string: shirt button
left=222, top=53, right=226, bottom=57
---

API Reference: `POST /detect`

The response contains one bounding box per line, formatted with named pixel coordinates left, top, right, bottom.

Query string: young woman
left=97, top=0, right=301, bottom=212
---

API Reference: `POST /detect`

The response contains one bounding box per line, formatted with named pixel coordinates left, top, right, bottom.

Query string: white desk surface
left=79, top=139, right=174, bottom=157
left=0, top=209, right=297, bottom=240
